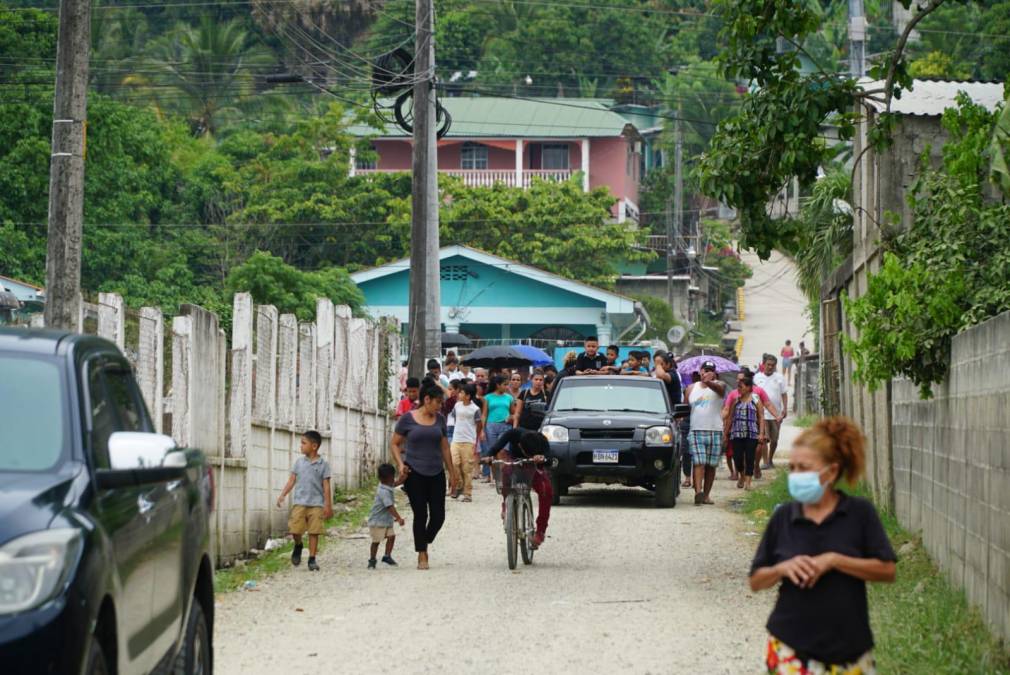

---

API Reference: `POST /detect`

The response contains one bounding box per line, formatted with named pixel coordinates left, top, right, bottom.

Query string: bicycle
left=491, top=459, right=540, bottom=570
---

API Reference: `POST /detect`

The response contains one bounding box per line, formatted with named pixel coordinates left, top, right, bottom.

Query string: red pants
left=531, top=469, right=553, bottom=536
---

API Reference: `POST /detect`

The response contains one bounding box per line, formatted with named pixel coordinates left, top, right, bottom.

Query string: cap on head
left=701, top=360, right=717, bottom=372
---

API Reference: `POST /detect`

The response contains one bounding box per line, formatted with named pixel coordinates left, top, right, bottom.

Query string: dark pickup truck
left=0, top=329, right=215, bottom=674
left=537, top=375, right=690, bottom=508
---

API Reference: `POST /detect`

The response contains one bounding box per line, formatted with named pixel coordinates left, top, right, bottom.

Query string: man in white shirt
left=445, top=356, right=466, bottom=382
left=753, top=355, right=787, bottom=471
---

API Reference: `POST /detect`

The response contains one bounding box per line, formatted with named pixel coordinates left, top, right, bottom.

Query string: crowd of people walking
left=300, top=336, right=897, bottom=674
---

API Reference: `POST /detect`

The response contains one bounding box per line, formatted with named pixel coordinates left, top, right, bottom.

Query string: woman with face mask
left=749, top=417, right=896, bottom=674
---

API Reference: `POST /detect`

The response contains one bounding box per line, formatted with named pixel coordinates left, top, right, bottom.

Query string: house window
left=355, top=155, right=377, bottom=170
left=541, top=144, right=570, bottom=170
left=460, top=142, right=488, bottom=170
left=440, top=264, right=471, bottom=281
left=528, top=326, right=585, bottom=343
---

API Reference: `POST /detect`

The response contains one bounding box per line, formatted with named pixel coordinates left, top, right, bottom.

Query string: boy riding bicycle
left=484, top=428, right=553, bottom=548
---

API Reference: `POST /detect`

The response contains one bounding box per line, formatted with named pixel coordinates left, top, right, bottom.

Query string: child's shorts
left=369, top=525, right=395, bottom=543
left=289, top=505, right=325, bottom=536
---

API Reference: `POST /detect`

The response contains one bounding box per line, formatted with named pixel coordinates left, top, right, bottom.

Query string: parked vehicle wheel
left=175, top=598, right=212, bottom=675
left=550, top=474, right=562, bottom=506
left=85, top=634, right=110, bottom=675
left=520, top=496, right=535, bottom=565
left=505, top=494, right=519, bottom=570
left=654, top=470, right=676, bottom=508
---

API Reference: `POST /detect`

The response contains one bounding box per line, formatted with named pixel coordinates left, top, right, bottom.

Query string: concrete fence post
left=277, top=314, right=298, bottom=428
left=97, top=292, right=125, bottom=349
left=297, top=323, right=316, bottom=430
left=136, top=307, right=164, bottom=433
left=315, top=299, right=335, bottom=435
left=170, top=315, right=193, bottom=447
left=254, top=305, right=278, bottom=537
left=334, top=304, right=353, bottom=406
left=229, top=293, right=253, bottom=458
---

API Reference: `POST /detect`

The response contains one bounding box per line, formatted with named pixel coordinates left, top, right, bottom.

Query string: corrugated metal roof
left=860, top=78, right=1005, bottom=116
left=347, top=97, right=634, bottom=138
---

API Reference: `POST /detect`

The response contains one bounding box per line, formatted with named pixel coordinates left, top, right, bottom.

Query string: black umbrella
left=461, top=345, right=532, bottom=369
left=441, top=332, right=471, bottom=348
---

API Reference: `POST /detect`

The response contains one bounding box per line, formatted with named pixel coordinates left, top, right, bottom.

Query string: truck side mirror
left=672, top=403, right=691, bottom=419
left=107, top=431, right=178, bottom=470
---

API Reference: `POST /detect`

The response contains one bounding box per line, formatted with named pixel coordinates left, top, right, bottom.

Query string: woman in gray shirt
left=391, top=384, right=459, bottom=570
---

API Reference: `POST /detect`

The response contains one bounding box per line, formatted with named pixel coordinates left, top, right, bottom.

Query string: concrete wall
left=891, top=310, right=1010, bottom=643
left=91, top=292, right=399, bottom=563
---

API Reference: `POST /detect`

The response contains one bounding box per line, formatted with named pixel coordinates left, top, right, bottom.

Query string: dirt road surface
left=214, top=468, right=783, bottom=675
left=738, top=250, right=810, bottom=371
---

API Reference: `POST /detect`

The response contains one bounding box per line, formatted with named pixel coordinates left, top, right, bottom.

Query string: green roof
left=347, top=97, right=635, bottom=139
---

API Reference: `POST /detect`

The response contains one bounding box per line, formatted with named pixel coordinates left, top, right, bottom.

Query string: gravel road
left=214, top=459, right=787, bottom=675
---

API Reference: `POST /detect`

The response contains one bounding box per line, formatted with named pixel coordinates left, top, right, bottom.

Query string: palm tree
left=126, top=16, right=278, bottom=136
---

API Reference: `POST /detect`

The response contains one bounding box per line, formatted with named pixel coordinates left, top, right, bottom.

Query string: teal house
left=351, top=245, right=647, bottom=346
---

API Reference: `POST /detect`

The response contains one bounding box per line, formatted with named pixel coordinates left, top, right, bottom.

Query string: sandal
left=462, top=495, right=472, bottom=502
left=417, top=552, right=429, bottom=570
left=694, top=492, right=704, bottom=506
left=703, top=497, right=715, bottom=505
left=682, top=479, right=692, bottom=488
left=736, top=477, right=744, bottom=489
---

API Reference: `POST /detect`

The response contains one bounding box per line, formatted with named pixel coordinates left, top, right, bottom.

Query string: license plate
left=593, top=450, right=620, bottom=464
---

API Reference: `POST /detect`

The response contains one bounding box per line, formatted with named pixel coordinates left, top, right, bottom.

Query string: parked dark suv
left=0, top=329, right=215, bottom=674
left=538, top=375, right=690, bottom=508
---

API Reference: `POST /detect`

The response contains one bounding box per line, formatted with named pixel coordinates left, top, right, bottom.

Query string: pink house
left=346, top=97, right=644, bottom=222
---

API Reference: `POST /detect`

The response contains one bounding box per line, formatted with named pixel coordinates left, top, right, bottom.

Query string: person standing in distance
left=754, top=356, right=788, bottom=472
left=684, top=360, right=726, bottom=505
left=750, top=417, right=896, bottom=674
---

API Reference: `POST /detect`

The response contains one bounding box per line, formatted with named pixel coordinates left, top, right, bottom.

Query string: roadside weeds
left=214, top=482, right=377, bottom=594
left=743, top=473, right=1010, bottom=674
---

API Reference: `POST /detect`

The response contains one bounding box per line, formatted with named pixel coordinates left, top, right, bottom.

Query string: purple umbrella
left=676, top=355, right=740, bottom=380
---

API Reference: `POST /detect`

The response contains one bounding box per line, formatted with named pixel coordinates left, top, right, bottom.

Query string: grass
left=214, top=482, right=377, bottom=594
left=791, top=413, right=819, bottom=429
left=743, top=473, right=1010, bottom=674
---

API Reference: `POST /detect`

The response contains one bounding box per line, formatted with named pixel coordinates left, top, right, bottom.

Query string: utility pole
left=848, top=0, right=867, bottom=78
left=44, top=0, right=91, bottom=331
left=407, top=0, right=441, bottom=379
left=673, top=102, right=685, bottom=322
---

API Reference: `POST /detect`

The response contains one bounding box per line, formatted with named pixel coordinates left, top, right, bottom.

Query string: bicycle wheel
left=505, top=494, right=518, bottom=570
left=520, top=494, right=535, bottom=565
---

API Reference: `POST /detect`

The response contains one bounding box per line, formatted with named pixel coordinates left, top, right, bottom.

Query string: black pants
left=679, top=421, right=692, bottom=477
left=403, top=469, right=446, bottom=552
left=732, top=437, right=758, bottom=477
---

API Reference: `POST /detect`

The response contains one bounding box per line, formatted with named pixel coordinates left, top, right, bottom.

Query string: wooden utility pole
left=673, top=103, right=685, bottom=321
left=407, top=0, right=441, bottom=378
left=44, top=0, right=91, bottom=331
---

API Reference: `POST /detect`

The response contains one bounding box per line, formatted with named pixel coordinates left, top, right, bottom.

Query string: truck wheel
left=85, top=634, right=110, bottom=675
left=654, top=471, right=676, bottom=508
left=175, top=598, right=212, bottom=675
left=550, top=474, right=562, bottom=506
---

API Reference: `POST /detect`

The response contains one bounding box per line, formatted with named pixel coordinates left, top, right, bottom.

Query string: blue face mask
left=788, top=469, right=827, bottom=504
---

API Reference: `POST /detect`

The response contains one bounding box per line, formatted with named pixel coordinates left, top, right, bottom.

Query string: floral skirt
left=766, top=636, right=876, bottom=675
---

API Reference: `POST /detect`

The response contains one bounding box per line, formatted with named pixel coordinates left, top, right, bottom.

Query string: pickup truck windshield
left=0, top=355, right=67, bottom=471
left=552, top=380, right=668, bottom=414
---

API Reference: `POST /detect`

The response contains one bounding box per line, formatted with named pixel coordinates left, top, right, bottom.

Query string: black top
left=656, top=371, right=682, bottom=408
left=518, top=389, right=548, bottom=429
left=750, top=494, right=897, bottom=664
left=575, top=352, right=608, bottom=372
left=489, top=427, right=540, bottom=460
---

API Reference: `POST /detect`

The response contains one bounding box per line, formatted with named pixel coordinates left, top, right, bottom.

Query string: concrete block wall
left=89, top=291, right=398, bottom=563
left=891, top=310, right=1010, bottom=643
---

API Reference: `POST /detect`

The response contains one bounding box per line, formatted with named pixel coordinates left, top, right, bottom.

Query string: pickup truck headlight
left=645, top=426, right=674, bottom=446
left=0, top=529, right=82, bottom=615
left=541, top=425, right=569, bottom=443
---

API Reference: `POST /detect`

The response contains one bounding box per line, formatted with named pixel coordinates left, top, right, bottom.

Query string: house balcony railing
left=356, top=168, right=574, bottom=189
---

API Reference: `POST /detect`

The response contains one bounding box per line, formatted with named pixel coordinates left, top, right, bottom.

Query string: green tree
left=225, top=250, right=363, bottom=320
left=127, top=16, right=278, bottom=136
left=438, top=177, right=653, bottom=287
